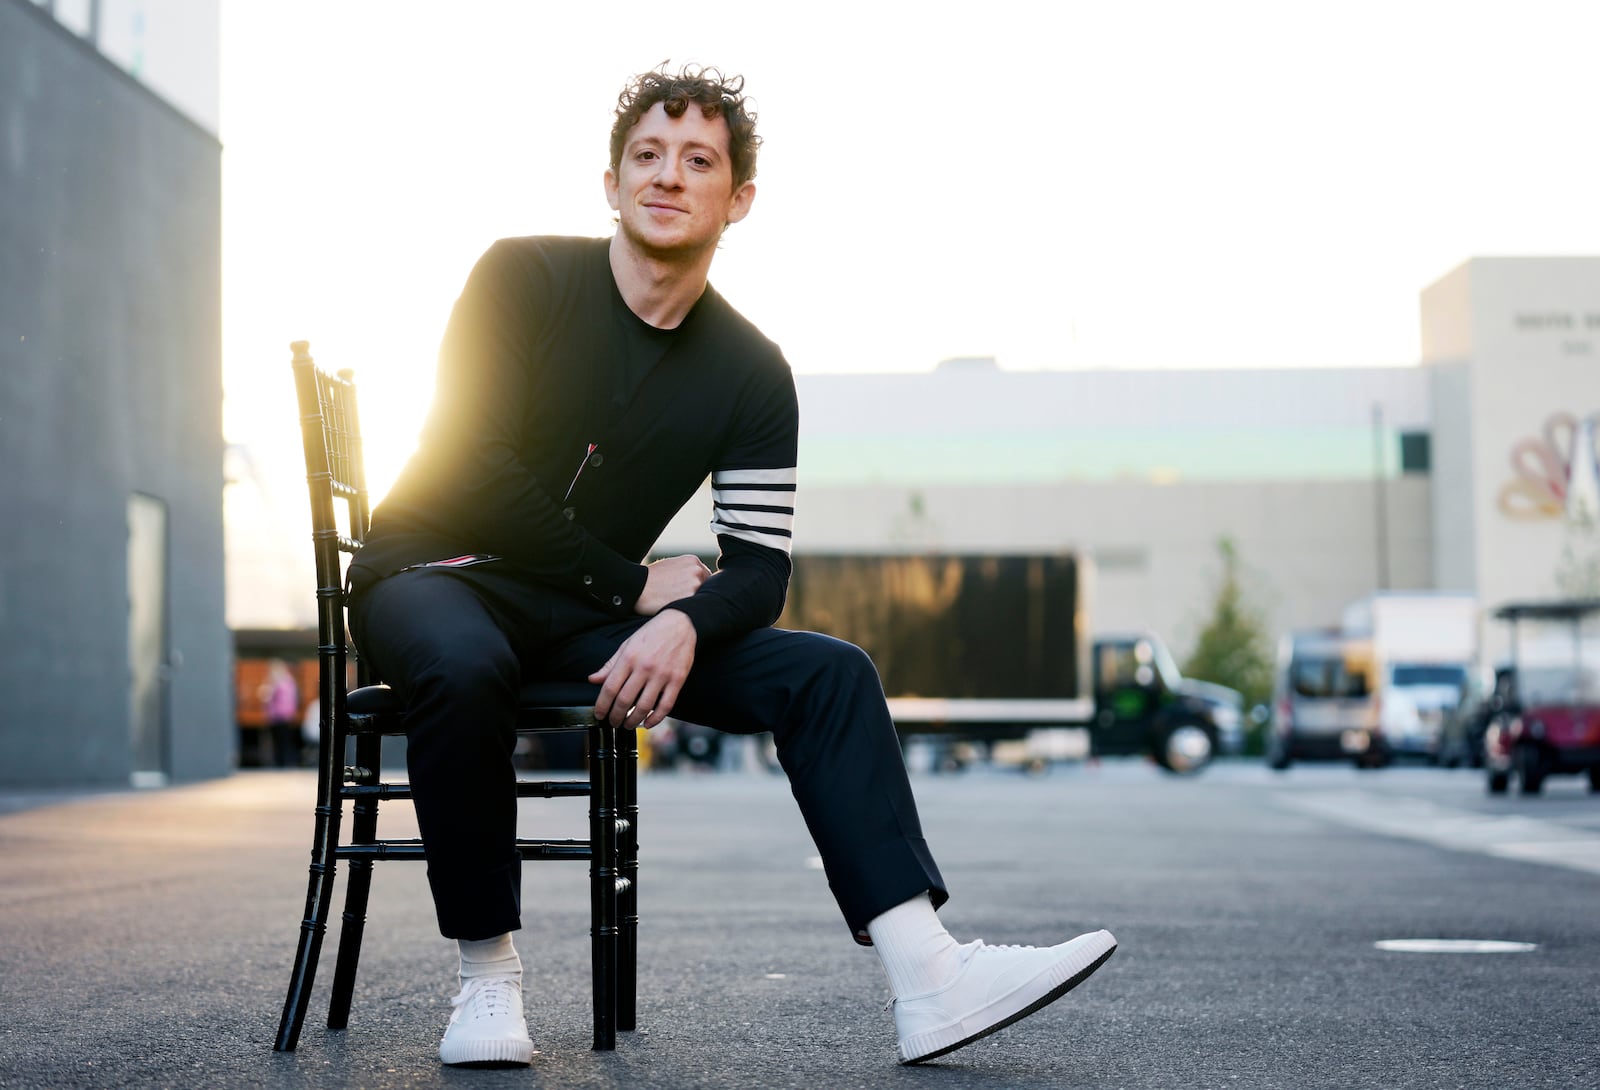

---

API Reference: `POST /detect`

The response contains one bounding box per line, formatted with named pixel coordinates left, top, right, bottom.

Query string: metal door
left=128, top=493, right=169, bottom=786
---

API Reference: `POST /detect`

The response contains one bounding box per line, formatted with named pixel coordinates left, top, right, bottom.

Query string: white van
left=1267, top=630, right=1383, bottom=769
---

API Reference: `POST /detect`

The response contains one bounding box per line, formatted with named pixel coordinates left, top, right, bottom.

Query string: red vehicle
left=1484, top=599, right=1600, bottom=796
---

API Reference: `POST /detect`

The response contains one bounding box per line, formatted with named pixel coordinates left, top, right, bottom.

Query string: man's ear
left=726, top=181, right=756, bottom=226
left=604, top=167, right=620, bottom=211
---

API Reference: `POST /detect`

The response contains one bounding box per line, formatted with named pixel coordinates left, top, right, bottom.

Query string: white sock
left=866, top=892, right=964, bottom=999
left=458, top=933, right=522, bottom=982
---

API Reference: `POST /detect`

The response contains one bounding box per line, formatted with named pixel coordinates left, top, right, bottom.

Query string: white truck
left=1339, top=593, right=1480, bottom=762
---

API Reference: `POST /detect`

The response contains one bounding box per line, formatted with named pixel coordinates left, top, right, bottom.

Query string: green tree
left=1183, top=538, right=1276, bottom=751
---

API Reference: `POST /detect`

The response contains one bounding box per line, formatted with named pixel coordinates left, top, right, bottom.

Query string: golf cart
left=1483, top=599, right=1600, bottom=795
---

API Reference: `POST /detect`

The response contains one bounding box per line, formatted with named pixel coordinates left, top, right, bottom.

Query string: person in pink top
left=260, top=659, right=301, bottom=768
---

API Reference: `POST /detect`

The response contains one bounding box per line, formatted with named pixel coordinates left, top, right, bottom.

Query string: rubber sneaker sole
left=438, top=1038, right=535, bottom=1066
left=897, top=932, right=1117, bottom=1064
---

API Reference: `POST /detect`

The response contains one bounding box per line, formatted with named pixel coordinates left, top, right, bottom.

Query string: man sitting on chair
left=346, top=62, right=1117, bottom=1068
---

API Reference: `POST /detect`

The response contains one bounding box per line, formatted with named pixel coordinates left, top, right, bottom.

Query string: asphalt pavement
left=2, top=756, right=1598, bottom=1089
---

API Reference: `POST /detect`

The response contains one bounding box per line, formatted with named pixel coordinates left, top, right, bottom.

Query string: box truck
left=778, top=552, right=1239, bottom=773
left=1339, top=592, right=1479, bottom=761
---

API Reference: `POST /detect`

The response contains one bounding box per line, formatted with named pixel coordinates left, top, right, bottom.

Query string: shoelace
left=451, top=975, right=522, bottom=1020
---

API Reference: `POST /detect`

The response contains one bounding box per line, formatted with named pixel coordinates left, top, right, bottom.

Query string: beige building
left=658, top=365, right=1435, bottom=658
left=1423, top=258, right=1600, bottom=659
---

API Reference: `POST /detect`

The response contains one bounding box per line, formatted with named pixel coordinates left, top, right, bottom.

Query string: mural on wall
left=1499, top=411, right=1600, bottom=522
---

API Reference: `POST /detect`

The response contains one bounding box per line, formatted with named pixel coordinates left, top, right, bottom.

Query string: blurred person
left=259, top=659, right=301, bottom=768
left=345, top=63, right=1116, bottom=1068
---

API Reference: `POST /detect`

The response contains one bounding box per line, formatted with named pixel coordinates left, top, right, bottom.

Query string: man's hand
left=633, top=554, right=711, bottom=616
left=588, top=609, right=697, bottom=730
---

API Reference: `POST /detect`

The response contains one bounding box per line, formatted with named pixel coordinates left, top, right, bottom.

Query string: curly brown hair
left=610, top=63, right=761, bottom=190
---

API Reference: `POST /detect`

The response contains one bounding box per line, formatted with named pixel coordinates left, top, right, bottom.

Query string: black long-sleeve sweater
left=352, top=236, right=798, bottom=645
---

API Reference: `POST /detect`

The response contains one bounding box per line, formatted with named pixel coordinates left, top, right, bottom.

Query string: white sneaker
left=438, top=974, right=535, bottom=1066
left=891, top=929, right=1117, bottom=1064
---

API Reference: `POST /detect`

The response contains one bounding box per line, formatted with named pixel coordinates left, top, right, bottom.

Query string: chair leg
left=327, top=732, right=382, bottom=1030
left=617, top=726, right=639, bottom=1032
left=274, top=730, right=346, bottom=1051
left=588, top=723, right=619, bottom=1051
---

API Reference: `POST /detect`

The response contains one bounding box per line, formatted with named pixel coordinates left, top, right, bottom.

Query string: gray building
left=0, top=0, right=228, bottom=786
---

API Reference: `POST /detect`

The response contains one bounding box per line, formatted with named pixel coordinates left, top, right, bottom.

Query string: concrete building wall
left=1421, top=257, right=1600, bottom=660
left=1427, top=360, right=1476, bottom=593
left=0, top=0, right=227, bottom=785
left=644, top=363, right=1441, bottom=665
left=25, top=0, right=218, bottom=134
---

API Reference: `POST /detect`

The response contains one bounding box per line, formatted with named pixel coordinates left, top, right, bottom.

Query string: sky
left=218, top=0, right=1600, bottom=500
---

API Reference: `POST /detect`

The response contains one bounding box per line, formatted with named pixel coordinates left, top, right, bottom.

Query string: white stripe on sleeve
left=711, top=467, right=795, bottom=553
left=714, top=467, right=797, bottom=487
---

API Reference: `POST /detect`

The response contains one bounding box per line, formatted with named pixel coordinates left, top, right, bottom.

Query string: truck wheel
left=1157, top=725, right=1214, bottom=774
left=1487, top=770, right=1509, bottom=795
left=1590, top=767, right=1600, bottom=793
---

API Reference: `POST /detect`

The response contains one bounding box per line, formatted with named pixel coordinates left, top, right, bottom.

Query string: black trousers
left=348, top=564, right=947, bottom=945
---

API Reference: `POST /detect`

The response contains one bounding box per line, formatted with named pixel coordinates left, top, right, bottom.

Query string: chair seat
left=347, top=681, right=604, bottom=726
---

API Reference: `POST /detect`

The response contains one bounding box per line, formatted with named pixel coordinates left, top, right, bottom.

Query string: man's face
left=605, top=101, right=755, bottom=260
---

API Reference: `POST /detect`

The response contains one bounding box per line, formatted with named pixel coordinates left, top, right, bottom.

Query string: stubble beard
left=617, top=208, right=726, bottom=267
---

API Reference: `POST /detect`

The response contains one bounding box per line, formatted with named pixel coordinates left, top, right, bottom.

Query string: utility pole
left=1372, top=402, right=1390, bottom=591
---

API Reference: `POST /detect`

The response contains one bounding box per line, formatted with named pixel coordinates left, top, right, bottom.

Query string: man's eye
left=635, top=150, right=657, bottom=162
left=690, top=156, right=711, bottom=168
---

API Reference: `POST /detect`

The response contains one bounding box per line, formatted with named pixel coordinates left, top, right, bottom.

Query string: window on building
left=1399, top=431, right=1431, bottom=474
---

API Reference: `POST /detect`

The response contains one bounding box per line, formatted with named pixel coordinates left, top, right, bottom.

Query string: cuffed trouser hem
left=835, top=835, right=949, bottom=946
left=429, top=861, right=523, bottom=942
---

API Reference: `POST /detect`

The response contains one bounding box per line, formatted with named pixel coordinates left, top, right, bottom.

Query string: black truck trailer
left=776, top=552, right=1238, bottom=774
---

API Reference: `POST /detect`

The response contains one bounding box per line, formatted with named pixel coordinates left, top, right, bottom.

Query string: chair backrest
left=289, top=340, right=373, bottom=726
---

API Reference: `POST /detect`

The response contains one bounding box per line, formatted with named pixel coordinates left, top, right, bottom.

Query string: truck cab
left=1090, top=634, right=1242, bottom=772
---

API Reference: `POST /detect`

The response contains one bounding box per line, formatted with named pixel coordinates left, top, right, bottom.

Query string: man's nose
left=653, top=155, right=684, bottom=188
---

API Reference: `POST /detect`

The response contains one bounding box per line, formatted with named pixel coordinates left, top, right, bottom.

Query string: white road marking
left=1275, top=790, right=1600, bottom=877
left=1374, top=939, right=1538, bottom=953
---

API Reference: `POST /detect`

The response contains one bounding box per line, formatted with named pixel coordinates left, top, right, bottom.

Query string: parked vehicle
left=1439, top=665, right=1510, bottom=768
left=1340, top=593, right=1479, bottom=762
left=1173, top=677, right=1247, bottom=755
left=1087, top=633, right=1241, bottom=772
left=1267, top=629, right=1384, bottom=769
left=1483, top=599, right=1600, bottom=795
left=779, top=552, right=1239, bottom=774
